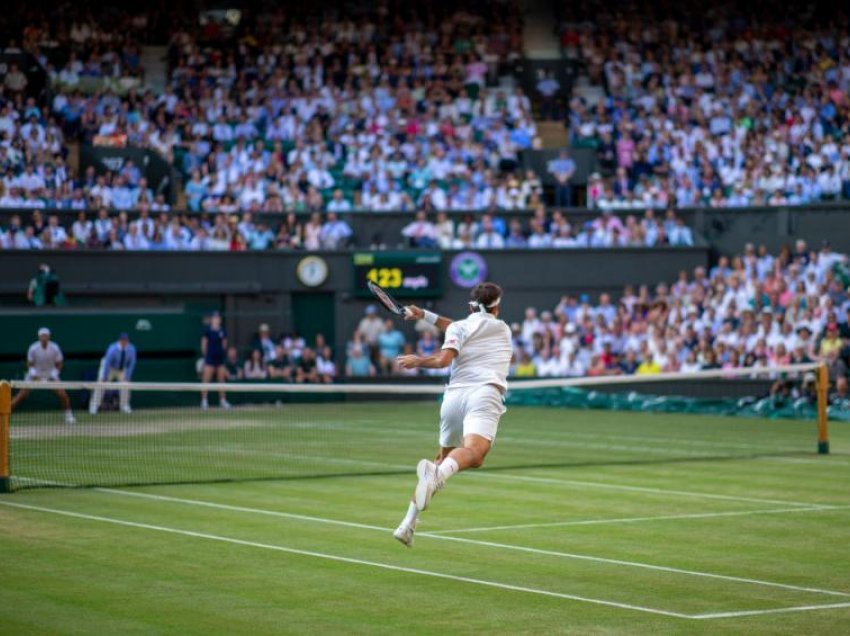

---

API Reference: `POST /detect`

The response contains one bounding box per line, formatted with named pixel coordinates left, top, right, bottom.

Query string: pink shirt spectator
left=616, top=137, right=635, bottom=169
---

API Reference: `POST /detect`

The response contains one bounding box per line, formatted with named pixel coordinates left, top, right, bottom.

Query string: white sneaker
left=393, top=523, right=416, bottom=548
left=121, top=405, right=133, bottom=415
left=201, top=398, right=209, bottom=410
left=414, top=459, right=444, bottom=511
left=65, top=411, right=76, bottom=425
left=89, top=406, right=97, bottom=415
left=220, top=399, right=232, bottom=410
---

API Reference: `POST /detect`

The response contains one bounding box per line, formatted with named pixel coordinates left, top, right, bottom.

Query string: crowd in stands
left=0, top=205, right=694, bottom=250
left=2, top=0, right=850, bottom=239
left=217, top=324, right=337, bottom=384
left=563, top=1, right=850, bottom=209
left=0, top=209, right=357, bottom=251
left=510, top=240, right=850, bottom=393
left=345, top=305, right=447, bottom=378
left=401, top=206, right=693, bottom=249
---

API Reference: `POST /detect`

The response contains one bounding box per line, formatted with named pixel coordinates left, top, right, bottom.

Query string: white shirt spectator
left=475, top=231, right=504, bottom=249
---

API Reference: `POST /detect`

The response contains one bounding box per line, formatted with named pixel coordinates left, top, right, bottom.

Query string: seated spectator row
left=510, top=239, right=850, bottom=383
left=211, top=327, right=337, bottom=384
left=0, top=209, right=353, bottom=250
left=402, top=207, right=693, bottom=248
left=0, top=206, right=694, bottom=250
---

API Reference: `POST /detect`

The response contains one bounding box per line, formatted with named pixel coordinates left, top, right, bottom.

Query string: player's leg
left=435, top=446, right=456, bottom=463
left=200, top=364, right=214, bottom=408
left=412, top=391, right=464, bottom=511
left=10, top=388, right=30, bottom=410
left=440, top=384, right=505, bottom=475
left=394, top=393, right=462, bottom=546
left=416, top=385, right=505, bottom=509
left=54, top=389, right=76, bottom=424
left=216, top=365, right=231, bottom=409
left=443, top=433, right=492, bottom=471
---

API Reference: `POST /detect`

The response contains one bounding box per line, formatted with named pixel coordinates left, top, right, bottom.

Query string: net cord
left=7, top=362, right=820, bottom=394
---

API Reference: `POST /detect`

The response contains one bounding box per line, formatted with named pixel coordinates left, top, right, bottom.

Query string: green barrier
left=506, top=386, right=850, bottom=422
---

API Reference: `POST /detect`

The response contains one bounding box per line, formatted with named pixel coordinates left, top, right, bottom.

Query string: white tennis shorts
left=439, top=384, right=506, bottom=448
left=27, top=368, right=60, bottom=381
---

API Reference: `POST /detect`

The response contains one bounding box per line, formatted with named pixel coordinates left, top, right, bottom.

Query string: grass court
left=2, top=403, right=849, bottom=634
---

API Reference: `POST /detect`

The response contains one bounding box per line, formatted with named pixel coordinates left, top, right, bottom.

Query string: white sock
left=402, top=501, right=418, bottom=527
left=438, top=457, right=460, bottom=481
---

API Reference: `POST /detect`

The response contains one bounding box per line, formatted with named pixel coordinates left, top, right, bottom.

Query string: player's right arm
left=403, top=305, right=453, bottom=331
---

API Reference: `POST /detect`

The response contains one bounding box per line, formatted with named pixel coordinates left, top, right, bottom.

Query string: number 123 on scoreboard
left=353, top=252, right=443, bottom=298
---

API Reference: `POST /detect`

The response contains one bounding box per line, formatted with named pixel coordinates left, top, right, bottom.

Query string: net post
left=0, top=380, right=11, bottom=492
left=816, top=363, right=830, bottom=455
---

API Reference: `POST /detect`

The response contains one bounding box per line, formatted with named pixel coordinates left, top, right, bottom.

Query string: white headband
left=469, top=296, right=501, bottom=313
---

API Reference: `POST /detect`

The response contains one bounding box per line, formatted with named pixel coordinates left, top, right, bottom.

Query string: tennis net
left=0, top=363, right=835, bottom=491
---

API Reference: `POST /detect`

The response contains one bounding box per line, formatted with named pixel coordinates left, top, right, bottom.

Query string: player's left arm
left=404, top=305, right=453, bottom=331
left=397, top=348, right=457, bottom=370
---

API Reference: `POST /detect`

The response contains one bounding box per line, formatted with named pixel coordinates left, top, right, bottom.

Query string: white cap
left=38, top=327, right=51, bottom=337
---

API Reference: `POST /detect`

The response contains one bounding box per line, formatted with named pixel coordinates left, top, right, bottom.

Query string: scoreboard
left=352, top=252, right=443, bottom=298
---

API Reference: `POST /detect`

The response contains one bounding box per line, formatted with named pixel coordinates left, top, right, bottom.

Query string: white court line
left=95, top=489, right=850, bottom=599
left=0, top=500, right=691, bottom=620
left=756, top=456, right=850, bottom=466
left=478, top=473, right=823, bottom=508
left=428, top=505, right=850, bottom=534
left=14, top=464, right=833, bottom=511
left=693, top=602, right=850, bottom=619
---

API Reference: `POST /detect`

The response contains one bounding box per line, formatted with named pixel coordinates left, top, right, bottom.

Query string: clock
left=296, top=256, right=329, bottom=287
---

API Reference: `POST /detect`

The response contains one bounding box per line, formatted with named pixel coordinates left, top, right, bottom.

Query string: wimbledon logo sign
left=449, top=252, right=488, bottom=288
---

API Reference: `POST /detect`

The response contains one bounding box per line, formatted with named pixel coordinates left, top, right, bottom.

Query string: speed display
left=352, top=252, right=443, bottom=298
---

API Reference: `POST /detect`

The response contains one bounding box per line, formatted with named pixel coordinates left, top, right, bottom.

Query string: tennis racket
left=367, top=280, right=409, bottom=317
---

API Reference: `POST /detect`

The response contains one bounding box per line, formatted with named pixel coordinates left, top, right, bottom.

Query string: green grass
left=2, top=403, right=850, bottom=634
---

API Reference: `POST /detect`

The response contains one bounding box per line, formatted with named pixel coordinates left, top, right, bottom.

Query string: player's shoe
left=414, top=459, right=444, bottom=511
left=65, top=411, right=76, bottom=425
left=201, top=398, right=209, bottom=410
left=393, top=522, right=416, bottom=548
left=221, top=399, right=232, bottom=410
left=121, top=405, right=133, bottom=415
left=89, top=405, right=97, bottom=415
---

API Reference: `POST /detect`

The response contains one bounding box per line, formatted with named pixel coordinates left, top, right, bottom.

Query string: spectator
left=319, top=212, right=353, bottom=250
left=243, top=349, right=268, bottom=380
left=536, top=70, right=561, bottom=120
left=316, top=347, right=337, bottom=383
left=402, top=211, right=438, bottom=248
left=377, top=319, right=406, bottom=375
left=224, top=347, right=243, bottom=381
left=475, top=215, right=505, bottom=249
left=295, top=348, right=320, bottom=383
left=346, top=345, right=376, bottom=377
left=547, top=149, right=576, bottom=207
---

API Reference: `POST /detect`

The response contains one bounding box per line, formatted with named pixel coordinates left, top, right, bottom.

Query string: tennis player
left=393, top=282, right=512, bottom=547
left=11, top=327, right=76, bottom=424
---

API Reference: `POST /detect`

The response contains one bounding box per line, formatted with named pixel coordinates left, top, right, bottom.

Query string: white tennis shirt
left=442, top=311, right=513, bottom=392
left=27, top=341, right=63, bottom=378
